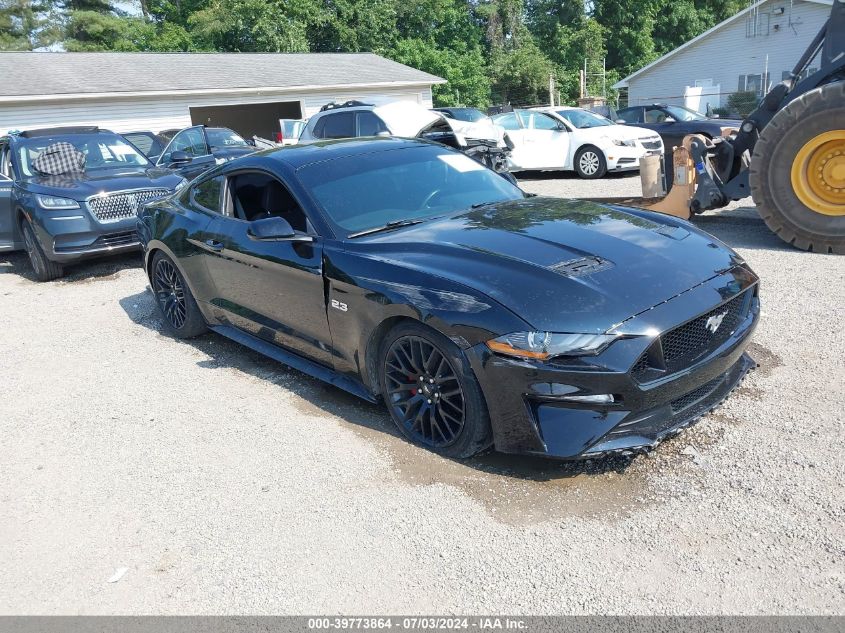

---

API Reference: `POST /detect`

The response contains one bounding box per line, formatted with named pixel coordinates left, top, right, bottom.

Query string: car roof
left=16, top=126, right=111, bottom=139
left=260, top=136, right=435, bottom=169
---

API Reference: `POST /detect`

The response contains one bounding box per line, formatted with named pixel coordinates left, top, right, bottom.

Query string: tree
left=188, top=0, right=314, bottom=52
left=0, top=0, right=59, bottom=49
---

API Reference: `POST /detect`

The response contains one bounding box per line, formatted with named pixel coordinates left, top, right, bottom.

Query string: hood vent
left=548, top=256, right=614, bottom=278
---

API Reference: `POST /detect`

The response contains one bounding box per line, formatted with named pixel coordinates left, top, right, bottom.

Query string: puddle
left=289, top=387, right=654, bottom=525
left=746, top=341, right=784, bottom=378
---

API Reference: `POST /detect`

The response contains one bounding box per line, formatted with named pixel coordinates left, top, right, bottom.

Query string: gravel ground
left=1, top=172, right=843, bottom=614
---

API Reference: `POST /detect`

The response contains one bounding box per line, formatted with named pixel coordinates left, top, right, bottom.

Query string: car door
left=0, top=140, right=16, bottom=252
left=493, top=112, right=531, bottom=169
left=200, top=169, right=333, bottom=366
left=158, top=126, right=216, bottom=179
left=523, top=111, right=571, bottom=170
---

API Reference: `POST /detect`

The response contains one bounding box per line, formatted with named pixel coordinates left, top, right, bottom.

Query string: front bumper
left=606, top=145, right=663, bottom=172
left=30, top=211, right=140, bottom=263
left=466, top=271, right=760, bottom=459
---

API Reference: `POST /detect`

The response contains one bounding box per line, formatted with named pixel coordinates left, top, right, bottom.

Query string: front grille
left=639, top=138, right=662, bottom=150
left=632, top=290, right=751, bottom=382
left=88, top=189, right=169, bottom=223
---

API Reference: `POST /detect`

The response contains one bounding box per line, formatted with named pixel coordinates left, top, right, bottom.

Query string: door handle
left=205, top=239, right=224, bottom=252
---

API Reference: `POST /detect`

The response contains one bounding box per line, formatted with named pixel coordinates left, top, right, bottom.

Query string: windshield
left=663, top=105, right=708, bottom=121
left=554, top=109, right=614, bottom=129
left=446, top=108, right=488, bottom=123
left=206, top=128, right=248, bottom=149
left=297, top=145, right=524, bottom=236
left=16, top=133, right=150, bottom=177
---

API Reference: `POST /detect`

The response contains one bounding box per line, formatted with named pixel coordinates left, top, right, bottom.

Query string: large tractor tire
left=749, top=81, right=845, bottom=254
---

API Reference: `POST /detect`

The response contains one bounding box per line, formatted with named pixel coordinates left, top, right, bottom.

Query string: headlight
left=173, top=178, right=188, bottom=192
left=611, top=138, right=635, bottom=147
left=36, top=195, right=80, bottom=210
left=486, top=332, right=617, bottom=360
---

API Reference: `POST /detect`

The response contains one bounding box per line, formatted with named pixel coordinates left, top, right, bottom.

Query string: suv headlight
left=486, top=332, right=617, bottom=360
left=36, top=195, right=80, bottom=210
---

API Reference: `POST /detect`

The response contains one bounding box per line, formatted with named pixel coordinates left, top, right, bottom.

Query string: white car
left=491, top=107, right=663, bottom=178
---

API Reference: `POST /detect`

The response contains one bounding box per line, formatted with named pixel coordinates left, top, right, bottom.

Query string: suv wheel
left=21, top=218, right=64, bottom=281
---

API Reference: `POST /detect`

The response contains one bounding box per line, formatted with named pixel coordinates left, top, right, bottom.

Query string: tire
left=21, top=218, right=63, bottom=281
left=150, top=251, right=208, bottom=338
left=378, top=321, right=493, bottom=459
left=749, top=81, right=845, bottom=254
left=574, top=145, right=608, bottom=179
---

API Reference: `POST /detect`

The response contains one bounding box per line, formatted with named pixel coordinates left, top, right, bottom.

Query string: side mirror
left=170, top=151, right=192, bottom=165
left=556, top=123, right=569, bottom=132
left=247, top=216, right=312, bottom=242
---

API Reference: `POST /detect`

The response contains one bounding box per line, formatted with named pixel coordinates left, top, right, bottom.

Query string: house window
left=738, top=73, right=770, bottom=95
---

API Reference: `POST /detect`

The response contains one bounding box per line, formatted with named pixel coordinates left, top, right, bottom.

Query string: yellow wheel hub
left=791, top=130, right=845, bottom=216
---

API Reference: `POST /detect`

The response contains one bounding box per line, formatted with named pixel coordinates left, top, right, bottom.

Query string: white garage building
left=0, top=52, right=444, bottom=138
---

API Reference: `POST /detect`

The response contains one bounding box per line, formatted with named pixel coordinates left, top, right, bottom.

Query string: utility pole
left=549, top=74, right=555, bottom=107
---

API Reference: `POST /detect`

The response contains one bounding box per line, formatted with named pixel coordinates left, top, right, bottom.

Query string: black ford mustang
left=137, top=137, right=759, bottom=460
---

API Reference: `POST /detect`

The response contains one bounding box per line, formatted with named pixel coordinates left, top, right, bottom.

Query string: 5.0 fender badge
left=705, top=310, right=728, bottom=333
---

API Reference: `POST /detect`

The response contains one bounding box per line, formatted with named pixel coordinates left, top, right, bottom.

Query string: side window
left=227, top=171, right=310, bottom=232
left=532, top=113, right=561, bottom=130
left=495, top=113, right=520, bottom=130
left=0, top=143, right=11, bottom=180
left=357, top=112, right=388, bottom=136
left=645, top=108, right=666, bottom=123
left=124, top=133, right=153, bottom=156
left=318, top=112, right=355, bottom=139
left=619, top=107, right=643, bottom=123
left=162, top=128, right=207, bottom=163
left=190, top=176, right=224, bottom=213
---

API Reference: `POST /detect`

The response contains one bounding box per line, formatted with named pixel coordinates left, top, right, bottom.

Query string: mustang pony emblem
left=705, top=310, right=728, bottom=334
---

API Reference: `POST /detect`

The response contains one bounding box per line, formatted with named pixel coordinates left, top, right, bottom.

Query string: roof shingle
left=0, top=52, right=444, bottom=98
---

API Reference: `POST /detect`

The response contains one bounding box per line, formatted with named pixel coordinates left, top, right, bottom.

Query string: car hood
left=359, top=197, right=744, bottom=332
left=373, top=101, right=505, bottom=146
left=23, top=166, right=182, bottom=199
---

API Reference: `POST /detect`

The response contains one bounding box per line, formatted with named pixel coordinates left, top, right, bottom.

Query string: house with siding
left=613, top=0, right=832, bottom=112
left=0, top=52, right=444, bottom=139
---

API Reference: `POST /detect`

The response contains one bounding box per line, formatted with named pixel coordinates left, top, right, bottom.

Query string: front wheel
left=21, top=218, right=63, bottom=281
left=379, top=322, right=492, bottom=458
left=574, top=145, right=608, bottom=179
left=150, top=251, right=207, bottom=338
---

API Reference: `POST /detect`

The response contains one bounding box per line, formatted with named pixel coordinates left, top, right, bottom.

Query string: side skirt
left=209, top=324, right=379, bottom=404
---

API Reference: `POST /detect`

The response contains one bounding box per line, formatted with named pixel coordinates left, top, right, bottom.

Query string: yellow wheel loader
left=626, top=0, right=845, bottom=254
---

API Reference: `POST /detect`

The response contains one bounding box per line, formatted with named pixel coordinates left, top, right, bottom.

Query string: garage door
left=189, top=101, right=303, bottom=139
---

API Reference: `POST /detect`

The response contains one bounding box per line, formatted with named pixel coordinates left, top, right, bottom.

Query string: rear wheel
left=750, top=81, right=845, bottom=253
left=150, top=252, right=207, bottom=338
left=21, top=219, right=63, bottom=281
left=378, top=322, right=492, bottom=458
left=574, top=145, right=607, bottom=179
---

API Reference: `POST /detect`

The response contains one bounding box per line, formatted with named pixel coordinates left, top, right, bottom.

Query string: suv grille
left=639, top=138, right=662, bottom=150
left=632, top=290, right=751, bottom=382
left=88, top=189, right=169, bottom=223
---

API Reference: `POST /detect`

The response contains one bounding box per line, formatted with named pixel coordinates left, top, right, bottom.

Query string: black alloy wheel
left=379, top=322, right=493, bottom=458
left=150, top=252, right=207, bottom=338
left=384, top=335, right=466, bottom=448
left=153, top=257, right=187, bottom=329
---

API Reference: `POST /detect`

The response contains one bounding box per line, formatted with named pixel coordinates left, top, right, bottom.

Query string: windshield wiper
left=348, top=218, right=426, bottom=239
